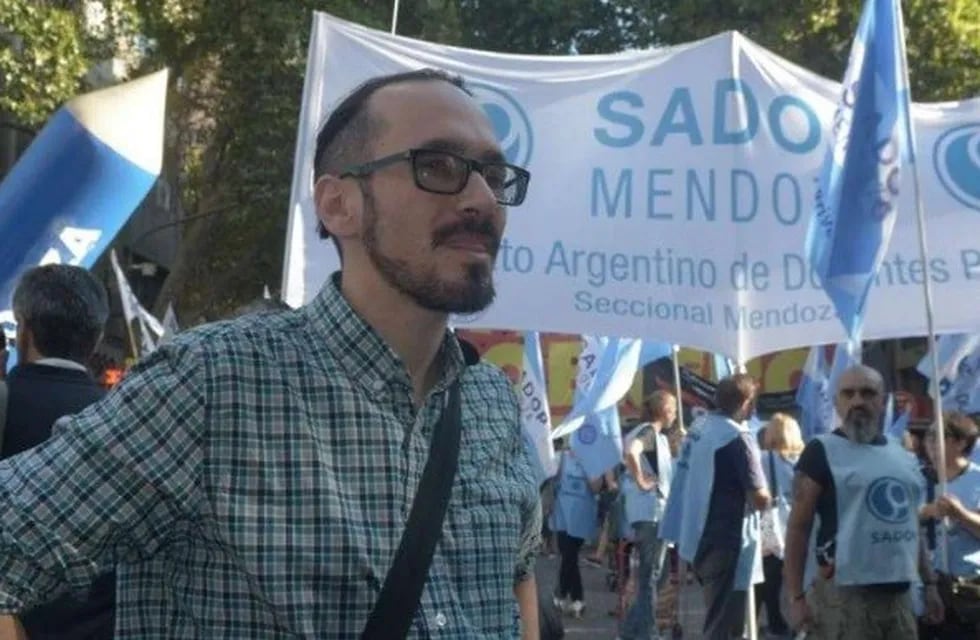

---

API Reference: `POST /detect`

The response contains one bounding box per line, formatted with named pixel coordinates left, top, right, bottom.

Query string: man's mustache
left=432, top=219, right=501, bottom=255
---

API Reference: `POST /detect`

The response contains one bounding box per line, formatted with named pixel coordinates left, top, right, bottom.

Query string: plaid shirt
left=0, top=275, right=540, bottom=639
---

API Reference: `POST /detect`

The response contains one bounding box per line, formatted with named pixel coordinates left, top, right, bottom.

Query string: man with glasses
left=784, top=364, right=944, bottom=639
left=0, top=69, right=541, bottom=639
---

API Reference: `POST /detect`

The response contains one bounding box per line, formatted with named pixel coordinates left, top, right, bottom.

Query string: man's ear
left=314, top=175, right=361, bottom=240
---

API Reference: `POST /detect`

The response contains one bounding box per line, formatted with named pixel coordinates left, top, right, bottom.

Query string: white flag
left=160, top=303, right=180, bottom=343
left=519, top=331, right=557, bottom=483
left=110, top=249, right=161, bottom=356
left=110, top=250, right=140, bottom=328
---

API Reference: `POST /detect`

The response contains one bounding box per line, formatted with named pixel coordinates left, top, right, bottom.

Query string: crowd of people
left=0, top=65, right=976, bottom=640
left=542, top=366, right=980, bottom=640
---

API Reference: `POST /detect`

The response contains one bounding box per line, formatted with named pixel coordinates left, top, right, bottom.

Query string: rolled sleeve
left=0, top=341, right=206, bottom=613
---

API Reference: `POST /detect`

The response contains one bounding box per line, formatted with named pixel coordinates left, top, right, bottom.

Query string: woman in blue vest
left=549, top=447, right=602, bottom=618
left=757, top=413, right=804, bottom=638
left=922, top=412, right=980, bottom=639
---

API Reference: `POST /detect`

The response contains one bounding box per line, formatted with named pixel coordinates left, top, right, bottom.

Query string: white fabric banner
left=283, top=12, right=980, bottom=361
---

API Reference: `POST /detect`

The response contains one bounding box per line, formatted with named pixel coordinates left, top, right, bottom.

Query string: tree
left=0, top=0, right=88, bottom=128
left=1, top=1, right=978, bottom=323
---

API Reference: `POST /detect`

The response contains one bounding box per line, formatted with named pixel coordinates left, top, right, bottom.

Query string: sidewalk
left=535, top=552, right=707, bottom=638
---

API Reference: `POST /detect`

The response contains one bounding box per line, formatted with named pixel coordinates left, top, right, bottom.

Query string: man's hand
left=936, top=494, right=968, bottom=521
left=787, top=595, right=812, bottom=633
left=920, top=502, right=940, bottom=520
left=638, top=474, right=657, bottom=492
left=924, top=583, right=944, bottom=625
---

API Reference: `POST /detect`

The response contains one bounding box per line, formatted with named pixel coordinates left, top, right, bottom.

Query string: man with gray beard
left=783, top=364, right=943, bottom=639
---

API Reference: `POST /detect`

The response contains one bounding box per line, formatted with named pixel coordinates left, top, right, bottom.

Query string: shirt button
left=371, top=379, right=385, bottom=392
left=434, top=612, right=447, bottom=628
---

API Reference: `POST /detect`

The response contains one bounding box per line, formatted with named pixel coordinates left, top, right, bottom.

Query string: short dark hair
left=715, top=373, right=758, bottom=418
left=312, top=68, right=470, bottom=239
left=945, top=412, right=980, bottom=456
left=13, top=264, right=109, bottom=362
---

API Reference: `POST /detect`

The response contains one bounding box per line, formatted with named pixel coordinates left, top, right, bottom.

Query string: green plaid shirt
left=0, top=275, right=540, bottom=639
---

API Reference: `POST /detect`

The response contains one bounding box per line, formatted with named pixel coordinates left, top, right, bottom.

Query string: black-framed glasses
left=339, top=148, right=531, bottom=206
left=838, top=386, right=880, bottom=400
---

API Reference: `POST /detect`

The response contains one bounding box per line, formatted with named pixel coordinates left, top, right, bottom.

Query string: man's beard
left=361, top=186, right=498, bottom=314
left=843, top=407, right=880, bottom=444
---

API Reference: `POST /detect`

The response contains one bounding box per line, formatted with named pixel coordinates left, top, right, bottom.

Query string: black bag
left=360, top=381, right=462, bottom=639
left=939, top=573, right=980, bottom=625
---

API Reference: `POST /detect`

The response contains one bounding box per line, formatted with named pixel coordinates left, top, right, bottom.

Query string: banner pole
left=671, top=345, right=685, bottom=434
left=735, top=357, right=758, bottom=640
left=895, top=0, right=948, bottom=574
left=390, top=0, right=401, bottom=35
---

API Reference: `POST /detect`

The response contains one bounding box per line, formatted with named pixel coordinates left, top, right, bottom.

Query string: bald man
left=783, top=365, right=943, bottom=639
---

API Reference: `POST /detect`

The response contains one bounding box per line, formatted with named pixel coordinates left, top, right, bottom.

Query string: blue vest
left=938, top=463, right=980, bottom=577
left=621, top=424, right=673, bottom=526
left=660, top=413, right=762, bottom=588
left=550, top=451, right=598, bottom=540
left=820, top=433, right=921, bottom=585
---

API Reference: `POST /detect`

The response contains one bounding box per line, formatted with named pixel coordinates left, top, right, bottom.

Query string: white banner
left=283, top=12, right=980, bottom=361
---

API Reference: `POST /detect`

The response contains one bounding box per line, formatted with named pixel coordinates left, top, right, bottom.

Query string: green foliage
left=0, top=0, right=88, bottom=127
left=2, top=0, right=978, bottom=321
left=643, top=0, right=980, bottom=101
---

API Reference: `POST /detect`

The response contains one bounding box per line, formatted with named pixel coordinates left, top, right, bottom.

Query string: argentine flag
left=0, top=70, right=168, bottom=331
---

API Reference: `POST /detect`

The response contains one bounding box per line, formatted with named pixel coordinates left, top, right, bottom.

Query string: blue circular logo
left=577, top=423, right=597, bottom=445
left=469, top=82, right=533, bottom=168
left=865, top=477, right=912, bottom=524
left=934, top=123, right=980, bottom=212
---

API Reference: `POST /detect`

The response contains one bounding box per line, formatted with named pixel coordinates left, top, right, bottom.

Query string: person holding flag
left=921, top=412, right=980, bottom=638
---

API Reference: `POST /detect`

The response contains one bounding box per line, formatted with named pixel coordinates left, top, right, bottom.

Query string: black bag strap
left=0, top=380, right=8, bottom=457
left=768, top=451, right=779, bottom=500
left=361, top=380, right=462, bottom=640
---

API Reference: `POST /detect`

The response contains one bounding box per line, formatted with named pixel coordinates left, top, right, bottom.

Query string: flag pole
left=895, top=0, right=949, bottom=573
left=390, top=0, right=401, bottom=35
left=735, top=357, right=759, bottom=640
left=670, top=345, right=685, bottom=434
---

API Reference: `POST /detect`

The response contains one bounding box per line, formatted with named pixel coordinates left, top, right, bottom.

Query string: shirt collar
left=304, top=272, right=465, bottom=395
left=34, top=357, right=89, bottom=372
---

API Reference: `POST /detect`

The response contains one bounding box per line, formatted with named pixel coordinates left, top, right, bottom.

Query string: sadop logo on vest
left=866, top=477, right=912, bottom=524
left=934, top=123, right=980, bottom=212
left=469, top=83, right=533, bottom=167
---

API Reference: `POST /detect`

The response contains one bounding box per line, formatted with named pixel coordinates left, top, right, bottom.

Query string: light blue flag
left=713, top=353, right=736, bottom=380
left=0, top=70, right=168, bottom=332
left=639, top=341, right=673, bottom=367
left=552, top=335, right=642, bottom=438
left=887, top=409, right=911, bottom=441
left=570, top=405, right=623, bottom=480
left=519, top=331, right=557, bottom=486
left=827, top=342, right=858, bottom=412
left=918, top=334, right=980, bottom=414
left=796, top=346, right=832, bottom=440
left=883, top=392, right=895, bottom=433
left=554, top=335, right=642, bottom=478
left=805, top=0, right=913, bottom=342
